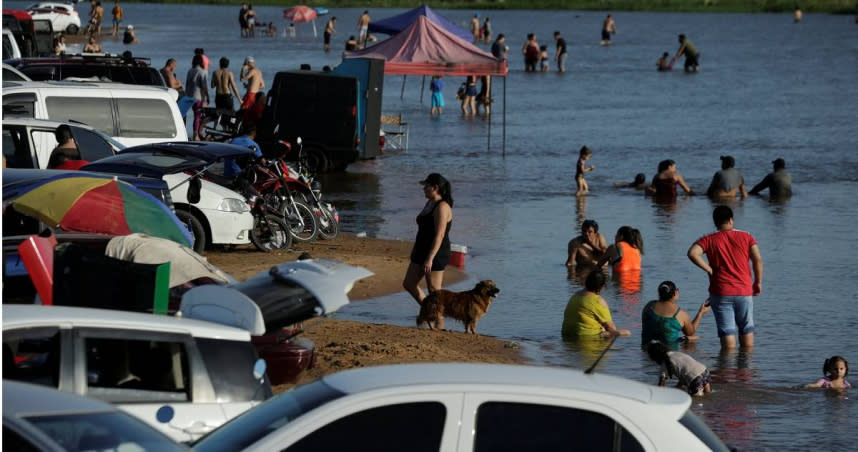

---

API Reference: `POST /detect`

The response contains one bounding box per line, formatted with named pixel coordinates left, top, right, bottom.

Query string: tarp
left=345, top=16, right=507, bottom=77
left=367, top=4, right=471, bottom=43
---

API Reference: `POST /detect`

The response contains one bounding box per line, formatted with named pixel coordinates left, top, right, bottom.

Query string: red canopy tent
left=344, top=15, right=509, bottom=152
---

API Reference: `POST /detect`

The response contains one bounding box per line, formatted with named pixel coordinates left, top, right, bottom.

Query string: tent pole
left=420, top=75, right=426, bottom=103
left=487, top=76, right=492, bottom=151
left=502, top=76, right=507, bottom=158
left=400, top=75, right=406, bottom=100
left=312, top=20, right=317, bottom=37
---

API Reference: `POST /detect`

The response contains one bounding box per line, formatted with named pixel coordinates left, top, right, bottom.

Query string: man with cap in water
left=706, top=155, right=747, bottom=200
left=240, top=56, right=265, bottom=110
left=750, top=158, right=792, bottom=199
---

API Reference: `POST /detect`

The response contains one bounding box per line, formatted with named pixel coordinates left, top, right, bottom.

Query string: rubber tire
left=316, top=206, right=339, bottom=240
left=176, top=210, right=206, bottom=253
left=282, top=199, right=318, bottom=243
left=66, top=24, right=79, bottom=34
left=304, top=148, right=329, bottom=174
left=250, top=214, right=292, bottom=252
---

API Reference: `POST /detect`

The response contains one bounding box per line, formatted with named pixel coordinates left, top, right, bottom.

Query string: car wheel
left=304, top=148, right=329, bottom=174
left=176, top=210, right=207, bottom=253
left=66, top=24, right=79, bottom=34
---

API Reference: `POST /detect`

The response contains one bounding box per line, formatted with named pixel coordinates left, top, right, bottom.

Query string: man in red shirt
left=687, top=206, right=763, bottom=350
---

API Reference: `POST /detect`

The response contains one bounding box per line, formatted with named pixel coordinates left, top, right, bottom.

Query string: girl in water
left=805, top=356, right=851, bottom=389
left=575, top=146, right=595, bottom=196
left=597, top=226, right=644, bottom=272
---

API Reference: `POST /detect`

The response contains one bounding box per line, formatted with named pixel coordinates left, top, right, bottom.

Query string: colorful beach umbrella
left=283, top=5, right=317, bottom=22
left=10, top=174, right=193, bottom=247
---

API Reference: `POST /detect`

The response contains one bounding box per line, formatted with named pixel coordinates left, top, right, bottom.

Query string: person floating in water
left=656, top=52, right=672, bottom=71
left=805, top=356, right=850, bottom=389
left=670, top=34, right=700, bottom=73
left=749, top=158, right=792, bottom=199
left=614, top=173, right=647, bottom=190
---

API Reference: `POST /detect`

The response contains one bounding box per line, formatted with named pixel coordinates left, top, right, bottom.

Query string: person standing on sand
left=357, top=10, right=370, bottom=45
left=212, top=57, right=241, bottom=112
left=111, top=0, right=122, bottom=37
left=323, top=16, right=336, bottom=52
left=600, top=14, right=617, bottom=45
left=240, top=56, right=264, bottom=110
left=403, top=173, right=453, bottom=305
left=670, top=34, right=700, bottom=72
left=160, top=58, right=184, bottom=98
left=185, top=54, right=209, bottom=141
left=687, top=205, right=763, bottom=350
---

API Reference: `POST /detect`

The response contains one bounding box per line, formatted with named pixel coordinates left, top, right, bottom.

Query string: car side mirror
left=187, top=176, right=201, bottom=204
left=253, top=358, right=267, bottom=380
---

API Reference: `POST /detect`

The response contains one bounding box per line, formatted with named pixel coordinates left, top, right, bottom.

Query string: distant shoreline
left=116, top=1, right=857, bottom=15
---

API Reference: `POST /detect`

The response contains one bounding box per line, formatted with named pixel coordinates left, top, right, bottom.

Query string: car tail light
left=379, top=135, right=386, bottom=148
left=351, top=105, right=356, bottom=117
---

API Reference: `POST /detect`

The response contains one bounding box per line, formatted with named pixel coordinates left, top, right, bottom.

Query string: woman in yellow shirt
left=562, top=271, right=631, bottom=339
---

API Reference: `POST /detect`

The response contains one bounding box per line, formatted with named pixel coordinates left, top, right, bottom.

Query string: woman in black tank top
left=403, top=173, right=454, bottom=305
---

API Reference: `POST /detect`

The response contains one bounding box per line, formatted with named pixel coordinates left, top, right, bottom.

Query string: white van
left=1, top=80, right=188, bottom=147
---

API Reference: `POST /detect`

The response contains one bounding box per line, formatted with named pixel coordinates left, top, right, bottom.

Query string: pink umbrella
left=283, top=5, right=318, bottom=36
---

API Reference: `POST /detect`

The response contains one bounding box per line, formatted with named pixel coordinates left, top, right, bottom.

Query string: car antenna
left=584, top=335, right=618, bottom=374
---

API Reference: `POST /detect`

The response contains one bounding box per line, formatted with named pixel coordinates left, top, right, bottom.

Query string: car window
left=196, top=338, right=271, bottom=402
left=3, top=127, right=36, bottom=168
left=46, top=97, right=114, bottom=135
left=2, top=92, right=37, bottom=119
left=473, top=402, right=644, bottom=452
left=84, top=337, right=190, bottom=403
left=2, top=426, right=41, bottom=452
left=29, top=129, right=59, bottom=167
left=69, top=126, right=116, bottom=162
left=284, top=402, right=446, bottom=452
left=24, top=412, right=186, bottom=452
left=116, top=98, right=177, bottom=138
left=3, top=327, right=61, bottom=388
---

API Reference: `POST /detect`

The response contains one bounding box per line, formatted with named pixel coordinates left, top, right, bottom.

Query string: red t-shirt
left=55, top=160, right=90, bottom=170
left=695, top=229, right=757, bottom=296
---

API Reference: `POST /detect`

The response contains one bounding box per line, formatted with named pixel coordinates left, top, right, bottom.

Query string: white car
left=193, top=363, right=731, bottom=452
left=3, top=380, right=186, bottom=451
left=26, top=2, right=82, bottom=34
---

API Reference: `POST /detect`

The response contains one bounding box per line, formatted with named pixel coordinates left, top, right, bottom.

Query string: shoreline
left=208, top=234, right=526, bottom=391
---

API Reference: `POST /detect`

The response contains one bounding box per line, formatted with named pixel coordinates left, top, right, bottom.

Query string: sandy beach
left=207, top=234, right=525, bottom=391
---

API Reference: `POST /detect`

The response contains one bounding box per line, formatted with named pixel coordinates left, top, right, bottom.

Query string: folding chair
left=381, top=114, right=409, bottom=152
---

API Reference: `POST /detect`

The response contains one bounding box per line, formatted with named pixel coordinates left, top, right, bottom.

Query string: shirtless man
left=240, top=56, right=265, bottom=110
left=160, top=58, right=184, bottom=97
left=83, top=36, right=102, bottom=53
left=94, top=1, right=104, bottom=35
left=601, top=14, right=617, bottom=45
left=470, top=14, right=481, bottom=43
left=212, top=57, right=241, bottom=112
left=323, top=16, right=336, bottom=52
left=565, top=219, right=608, bottom=268
left=357, top=10, right=370, bottom=45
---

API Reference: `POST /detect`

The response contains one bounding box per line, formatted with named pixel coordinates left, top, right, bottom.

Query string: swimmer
left=566, top=219, right=608, bottom=268
left=614, top=173, right=647, bottom=189
left=805, top=356, right=850, bottom=389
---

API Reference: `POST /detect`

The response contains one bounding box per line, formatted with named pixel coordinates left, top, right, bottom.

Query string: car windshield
left=25, top=411, right=187, bottom=452
left=192, top=379, right=345, bottom=452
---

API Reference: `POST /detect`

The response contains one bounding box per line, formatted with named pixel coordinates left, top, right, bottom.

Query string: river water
left=11, top=2, right=858, bottom=449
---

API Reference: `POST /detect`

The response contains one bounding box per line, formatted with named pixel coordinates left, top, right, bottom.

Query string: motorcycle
left=231, top=167, right=293, bottom=252
left=277, top=137, right=340, bottom=240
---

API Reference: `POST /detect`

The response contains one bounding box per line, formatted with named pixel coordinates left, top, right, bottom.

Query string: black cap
left=419, top=173, right=447, bottom=186
left=772, top=158, right=786, bottom=169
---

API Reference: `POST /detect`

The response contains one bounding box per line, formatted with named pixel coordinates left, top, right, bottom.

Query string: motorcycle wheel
left=250, top=214, right=292, bottom=252
left=281, top=199, right=319, bottom=243
left=316, top=206, right=339, bottom=240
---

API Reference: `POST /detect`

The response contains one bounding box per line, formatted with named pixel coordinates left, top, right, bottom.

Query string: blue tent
left=367, top=4, right=471, bottom=43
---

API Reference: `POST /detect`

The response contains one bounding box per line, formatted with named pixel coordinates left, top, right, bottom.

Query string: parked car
left=3, top=380, right=186, bottom=451
left=193, top=363, right=730, bottom=452
left=3, top=9, right=54, bottom=57
left=80, top=142, right=258, bottom=252
left=2, top=80, right=187, bottom=147
left=3, top=118, right=123, bottom=169
left=25, top=2, right=81, bottom=34
left=3, top=29, right=23, bottom=60
left=6, top=54, right=166, bottom=86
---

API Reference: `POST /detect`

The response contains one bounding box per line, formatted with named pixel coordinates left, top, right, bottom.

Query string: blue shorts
left=431, top=92, right=444, bottom=108
left=710, top=295, right=754, bottom=337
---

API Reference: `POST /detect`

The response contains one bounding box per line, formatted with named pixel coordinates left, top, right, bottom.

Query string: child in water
left=647, top=341, right=712, bottom=397
left=539, top=45, right=549, bottom=72
left=575, top=146, right=595, bottom=196
left=656, top=52, right=672, bottom=71
left=805, top=356, right=851, bottom=389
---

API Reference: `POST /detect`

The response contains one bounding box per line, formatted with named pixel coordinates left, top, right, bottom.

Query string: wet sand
left=207, top=234, right=526, bottom=391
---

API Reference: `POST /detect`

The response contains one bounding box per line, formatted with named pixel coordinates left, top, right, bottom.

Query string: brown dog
left=416, top=280, right=500, bottom=334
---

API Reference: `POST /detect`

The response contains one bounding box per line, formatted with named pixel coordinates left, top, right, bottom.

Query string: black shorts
left=215, top=94, right=234, bottom=111
left=685, top=53, right=700, bottom=69
left=601, top=30, right=611, bottom=41
left=324, top=32, right=331, bottom=44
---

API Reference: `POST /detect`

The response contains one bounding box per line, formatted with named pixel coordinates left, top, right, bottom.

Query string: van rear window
left=46, top=97, right=114, bottom=135
left=116, top=98, right=177, bottom=138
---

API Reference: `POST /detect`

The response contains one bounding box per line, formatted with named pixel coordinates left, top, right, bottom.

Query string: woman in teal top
left=641, top=281, right=710, bottom=345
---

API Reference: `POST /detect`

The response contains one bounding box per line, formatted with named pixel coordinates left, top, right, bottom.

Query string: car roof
left=8, top=54, right=153, bottom=68
left=2, top=79, right=170, bottom=93
left=2, top=305, right=250, bottom=341
left=322, top=363, right=689, bottom=408
left=2, top=117, right=97, bottom=130
left=3, top=380, right=117, bottom=418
